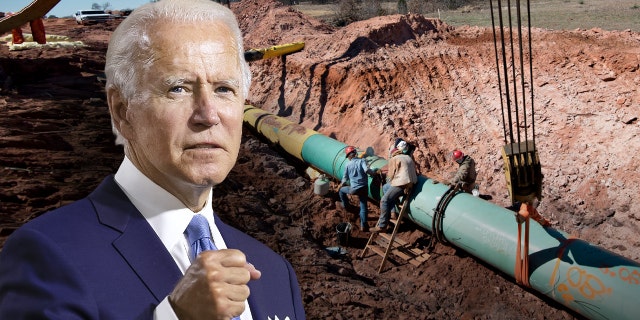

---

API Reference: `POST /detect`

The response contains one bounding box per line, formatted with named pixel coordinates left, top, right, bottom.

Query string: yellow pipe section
left=244, top=105, right=315, bottom=160
left=244, top=42, right=305, bottom=62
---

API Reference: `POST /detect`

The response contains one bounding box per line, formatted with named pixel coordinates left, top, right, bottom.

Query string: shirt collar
left=113, top=156, right=223, bottom=253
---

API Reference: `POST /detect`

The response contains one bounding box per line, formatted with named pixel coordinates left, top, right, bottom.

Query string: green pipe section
left=243, top=105, right=640, bottom=320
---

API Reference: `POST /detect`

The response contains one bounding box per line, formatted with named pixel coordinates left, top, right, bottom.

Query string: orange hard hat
left=451, top=150, right=464, bottom=161
left=345, top=146, right=356, bottom=156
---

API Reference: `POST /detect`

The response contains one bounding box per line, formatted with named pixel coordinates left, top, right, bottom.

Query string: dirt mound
left=2, top=0, right=640, bottom=318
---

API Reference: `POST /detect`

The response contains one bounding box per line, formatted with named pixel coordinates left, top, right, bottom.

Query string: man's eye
left=215, top=86, right=236, bottom=94
left=169, top=86, right=187, bottom=94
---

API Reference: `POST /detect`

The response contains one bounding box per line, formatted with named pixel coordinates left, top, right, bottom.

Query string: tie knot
left=185, top=214, right=215, bottom=249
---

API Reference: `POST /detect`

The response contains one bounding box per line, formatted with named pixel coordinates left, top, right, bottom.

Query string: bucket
left=313, top=176, right=330, bottom=196
left=336, top=222, right=352, bottom=246
left=472, top=184, right=480, bottom=197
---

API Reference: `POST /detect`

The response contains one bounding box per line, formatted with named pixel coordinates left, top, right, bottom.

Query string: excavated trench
left=2, top=0, right=640, bottom=318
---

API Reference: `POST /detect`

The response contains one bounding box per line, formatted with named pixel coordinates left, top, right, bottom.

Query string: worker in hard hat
left=371, top=140, right=418, bottom=233
left=449, top=149, right=477, bottom=193
left=336, top=146, right=377, bottom=232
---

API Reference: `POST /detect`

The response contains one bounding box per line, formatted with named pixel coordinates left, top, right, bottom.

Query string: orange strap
left=515, top=203, right=531, bottom=287
left=530, top=204, right=551, bottom=227
left=515, top=202, right=551, bottom=287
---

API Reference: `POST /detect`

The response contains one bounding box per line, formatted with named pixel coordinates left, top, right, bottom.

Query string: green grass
left=295, top=0, right=640, bottom=32
left=293, top=3, right=337, bottom=19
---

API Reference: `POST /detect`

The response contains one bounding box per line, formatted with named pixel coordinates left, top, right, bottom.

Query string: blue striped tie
left=185, top=214, right=218, bottom=261
left=184, top=214, right=242, bottom=320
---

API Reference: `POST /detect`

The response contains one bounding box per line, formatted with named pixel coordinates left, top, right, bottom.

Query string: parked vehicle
left=74, top=10, right=112, bottom=25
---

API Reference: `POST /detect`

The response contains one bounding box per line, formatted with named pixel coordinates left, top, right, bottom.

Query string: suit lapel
left=89, top=176, right=182, bottom=302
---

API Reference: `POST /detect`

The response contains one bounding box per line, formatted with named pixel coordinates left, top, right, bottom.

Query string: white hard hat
left=396, top=140, right=407, bottom=151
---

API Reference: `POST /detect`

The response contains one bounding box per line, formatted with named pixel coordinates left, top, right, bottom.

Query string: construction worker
left=371, top=140, right=418, bottom=233
left=336, top=146, right=377, bottom=232
left=449, top=149, right=477, bottom=193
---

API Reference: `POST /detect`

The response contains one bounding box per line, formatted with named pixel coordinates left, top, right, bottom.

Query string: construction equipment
left=0, top=0, right=60, bottom=34
left=489, top=0, right=551, bottom=299
left=502, top=140, right=542, bottom=203
left=489, top=0, right=543, bottom=205
left=361, top=187, right=430, bottom=273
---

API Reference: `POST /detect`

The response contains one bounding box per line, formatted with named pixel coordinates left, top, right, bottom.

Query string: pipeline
left=244, top=105, right=640, bottom=320
left=244, top=42, right=305, bottom=62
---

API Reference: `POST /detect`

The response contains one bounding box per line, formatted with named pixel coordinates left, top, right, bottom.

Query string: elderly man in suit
left=0, top=0, right=305, bottom=319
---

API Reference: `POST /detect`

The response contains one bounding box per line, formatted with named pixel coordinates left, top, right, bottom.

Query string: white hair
left=105, top=0, right=251, bottom=145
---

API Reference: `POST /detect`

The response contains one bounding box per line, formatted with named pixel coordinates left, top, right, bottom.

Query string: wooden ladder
left=360, top=189, right=431, bottom=273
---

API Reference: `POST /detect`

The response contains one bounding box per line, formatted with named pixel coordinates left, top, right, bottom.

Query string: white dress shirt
left=114, top=156, right=252, bottom=320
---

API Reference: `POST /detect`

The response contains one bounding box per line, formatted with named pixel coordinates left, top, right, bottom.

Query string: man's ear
left=106, top=86, right=132, bottom=140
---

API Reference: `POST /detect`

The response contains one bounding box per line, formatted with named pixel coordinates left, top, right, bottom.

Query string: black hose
left=429, top=184, right=460, bottom=249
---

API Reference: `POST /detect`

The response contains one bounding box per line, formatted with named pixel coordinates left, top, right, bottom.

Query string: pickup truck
left=74, top=10, right=113, bottom=25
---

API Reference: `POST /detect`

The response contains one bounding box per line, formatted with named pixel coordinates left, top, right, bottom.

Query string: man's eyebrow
left=216, top=79, right=241, bottom=88
left=162, top=77, right=240, bottom=88
left=163, top=76, right=189, bottom=87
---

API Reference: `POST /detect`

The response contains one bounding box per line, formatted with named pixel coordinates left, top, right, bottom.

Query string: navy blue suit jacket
left=0, top=176, right=305, bottom=319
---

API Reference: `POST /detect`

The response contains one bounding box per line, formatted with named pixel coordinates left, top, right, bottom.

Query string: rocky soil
left=1, top=0, right=639, bottom=319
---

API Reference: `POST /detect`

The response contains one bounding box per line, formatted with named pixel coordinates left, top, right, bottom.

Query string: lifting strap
left=515, top=203, right=531, bottom=287
left=515, top=202, right=551, bottom=287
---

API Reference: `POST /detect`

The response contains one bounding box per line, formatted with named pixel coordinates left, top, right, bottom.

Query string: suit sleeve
left=0, top=227, right=100, bottom=319
left=284, top=258, right=306, bottom=320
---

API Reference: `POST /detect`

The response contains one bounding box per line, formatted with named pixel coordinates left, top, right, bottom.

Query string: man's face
left=118, top=21, right=245, bottom=193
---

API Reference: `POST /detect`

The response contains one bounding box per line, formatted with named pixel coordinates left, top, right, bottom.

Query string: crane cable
left=490, top=0, right=538, bottom=288
left=491, top=0, right=537, bottom=151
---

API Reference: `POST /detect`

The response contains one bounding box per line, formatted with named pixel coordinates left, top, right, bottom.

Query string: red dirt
left=2, top=0, right=639, bottom=319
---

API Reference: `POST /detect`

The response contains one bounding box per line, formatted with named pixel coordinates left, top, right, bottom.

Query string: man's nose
left=192, top=91, right=221, bottom=126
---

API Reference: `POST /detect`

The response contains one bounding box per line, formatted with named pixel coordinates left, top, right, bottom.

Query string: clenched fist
left=169, top=249, right=262, bottom=320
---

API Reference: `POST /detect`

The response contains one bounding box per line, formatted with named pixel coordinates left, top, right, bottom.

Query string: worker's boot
left=370, top=225, right=389, bottom=233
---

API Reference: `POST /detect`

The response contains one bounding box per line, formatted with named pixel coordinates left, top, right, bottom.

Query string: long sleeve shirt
left=387, top=153, right=418, bottom=187
left=451, top=156, right=477, bottom=185
left=341, top=157, right=371, bottom=190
